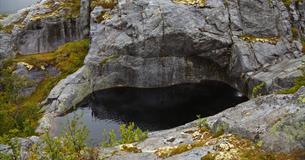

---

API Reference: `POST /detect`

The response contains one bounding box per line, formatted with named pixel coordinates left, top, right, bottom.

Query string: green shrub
left=28, top=114, right=97, bottom=160
left=196, top=115, right=209, bottom=130
left=102, top=122, right=148, bottom=147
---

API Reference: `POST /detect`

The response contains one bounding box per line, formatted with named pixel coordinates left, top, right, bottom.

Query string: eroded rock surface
left=0, top=0, right=304, bottom=156
left=98, top=87, right=305, bottom=160
left=207, top=86, right=305, bottom=152
left=0, top=0, right=90, bottom=57
left=39, top=0, right=305, bottom=123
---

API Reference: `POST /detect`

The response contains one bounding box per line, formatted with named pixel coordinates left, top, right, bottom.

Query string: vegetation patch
left=155, top=116, right=305, bottom=159
left=99, top=54, right=120, bottom=66
left=278, top=61, right=305, bottom=94
left=0, top=39, right=89, bottom=144
left=282, top=0, right=304, bottom=8
left=0, top=14, right=8, bottom=20
left=240, top=34, right=279, bottom=44
left=252, top=82, right=266, bottom=98
left=31, top=0, right=81, bottom=21
left=102, top=122, right=148, bottom=147
left=95, top=11, right=112, bottom=23
left=0, top=11, right=28, bottom=33
left=172, top=0, right=206, bottom=7
left=27, top=114, right=98, bottom=160
left=91, top=0, right=118, bottom=9
left=201, top=134, right=305, bottom=160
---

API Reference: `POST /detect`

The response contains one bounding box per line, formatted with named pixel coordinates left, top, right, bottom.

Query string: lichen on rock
left=172, top=0, right=206, bottom=7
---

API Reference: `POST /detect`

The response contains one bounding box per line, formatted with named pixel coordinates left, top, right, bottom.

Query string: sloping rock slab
left=207, top=87, right=305, bottom=152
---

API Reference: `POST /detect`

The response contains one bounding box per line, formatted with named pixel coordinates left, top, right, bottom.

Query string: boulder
left=207, top=87, right=305, bottom=152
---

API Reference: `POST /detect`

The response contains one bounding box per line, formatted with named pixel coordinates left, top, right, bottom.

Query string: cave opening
left=51, top=81, right=248, bottom=146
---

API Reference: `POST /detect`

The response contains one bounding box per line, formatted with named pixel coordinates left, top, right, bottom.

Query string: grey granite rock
left=207, top=87, right=305, bottom=152
left=0, top=32, right=14, bottom=64
left=31, top=0, right=305, bottom=154
left=0, top=0, right=91, bottom=57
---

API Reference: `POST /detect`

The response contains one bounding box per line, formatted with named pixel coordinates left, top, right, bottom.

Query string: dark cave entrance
left=51, top=81, right=248, bottom=146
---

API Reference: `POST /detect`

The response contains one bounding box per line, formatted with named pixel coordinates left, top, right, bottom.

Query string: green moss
left=100, top=54, right=119, bottom=66
left=91, top=0, right=118, bottom=9
left=0, top=11, right=28, bottom=33
left=291, top=25, right=299, bottom=40
left=282, top=0, right=304, bottom=7
left=0, top=39, right=89, bottom=143
left=278, top=74, right=305, bottom=94
left=252, top=82, right=265, bottom=98
left=277, top=59, right=304, bottom=94
left=31, top=0, right=81, bottom=21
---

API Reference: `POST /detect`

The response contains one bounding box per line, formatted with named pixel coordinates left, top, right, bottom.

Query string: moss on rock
left=0, top=39, right=89, bottom=143
left=172, top=0, right=206, bottom=7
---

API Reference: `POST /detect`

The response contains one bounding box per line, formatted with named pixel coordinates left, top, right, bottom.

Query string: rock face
left=0, top=136, right=40, bottom=160
left=207, top=86, right=305, bottom=152
left=13, top=62, right=60, bottom=97
left=0, top=32, right=14, bottom=63
left=98, top=87, right=305, bottom=160
left=0, top=0, right=91, bottom=57
left=39, top=0, right=304, bottom=118
left=0, top=0, right=304, bottom=155
left=15, top=17, right=82, bottom=55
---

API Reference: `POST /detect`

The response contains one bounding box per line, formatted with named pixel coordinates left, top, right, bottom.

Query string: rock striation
left=0, top=0, right=305, bottom=156
left=0, top=0, right=91, bottom=58
left=39, top=0, right=305, bottom=122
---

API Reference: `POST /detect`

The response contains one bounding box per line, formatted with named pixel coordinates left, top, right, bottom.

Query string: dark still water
left=0, top=0, right=39, bottom=14
left=51, top=81, right=248, bottom=146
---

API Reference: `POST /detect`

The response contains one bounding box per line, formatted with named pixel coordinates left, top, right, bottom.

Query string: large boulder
left=207, top=87, right=305, bottom=152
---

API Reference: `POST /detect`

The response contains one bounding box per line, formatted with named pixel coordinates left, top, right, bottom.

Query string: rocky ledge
left=0, top=0, right=305, bottom=159
left=38, top=0, right=305, bottom=134
left=97, top=87, right=305, bottom=160
left=0, top=0, right=90, bottom=60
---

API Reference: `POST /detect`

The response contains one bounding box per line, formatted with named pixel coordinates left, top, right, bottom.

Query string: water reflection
left=51, top=81, right=248, bottom=146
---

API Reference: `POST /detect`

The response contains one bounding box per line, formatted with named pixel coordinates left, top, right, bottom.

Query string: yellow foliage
left=240, top=35, right=279, bottom=44
left=173, top=0, right=206, bottom=7
left=91, top=0, right=118, bottom=9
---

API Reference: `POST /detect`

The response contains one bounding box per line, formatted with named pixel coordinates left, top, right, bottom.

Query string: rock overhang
left=34, top=0, right=305, bottom=154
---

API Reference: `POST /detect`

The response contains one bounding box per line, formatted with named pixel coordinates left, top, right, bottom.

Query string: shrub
left=102, top=122, right=148, bottom=147
left=28, top=114, right=98, bottom=160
